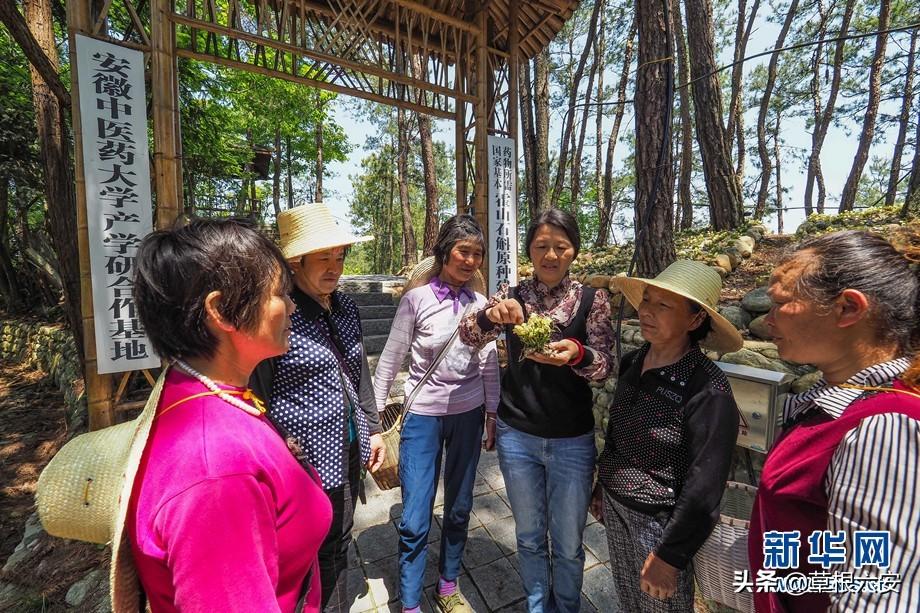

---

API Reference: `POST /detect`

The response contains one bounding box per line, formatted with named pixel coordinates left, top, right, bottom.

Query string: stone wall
left=0, top=320, right=85, bottom=429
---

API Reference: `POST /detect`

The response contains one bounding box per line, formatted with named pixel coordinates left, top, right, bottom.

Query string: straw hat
left=611, top=260, right=743, bottom=354
left=36, top=370, right=167, bottom=612
left=277, top=202, right=372, bottom=261
left=404, top=255, right=487, bottom=296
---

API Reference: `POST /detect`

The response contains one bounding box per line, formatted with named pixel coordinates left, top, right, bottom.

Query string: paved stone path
left=343, top=449, right=618, bottom=612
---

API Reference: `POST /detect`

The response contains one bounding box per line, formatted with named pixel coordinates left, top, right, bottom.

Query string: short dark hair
left=525, top=208, right=581, bottom=258
left=433, top=214, right=485, bottom=268
left=788, top=229, right=919, bottom=353
left=687, top=301, right=714, bottom=344
left=133, top=218, right=291, bottom=361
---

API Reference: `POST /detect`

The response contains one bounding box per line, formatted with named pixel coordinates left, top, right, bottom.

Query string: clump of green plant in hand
left=513, top=314, right=555, bottom=356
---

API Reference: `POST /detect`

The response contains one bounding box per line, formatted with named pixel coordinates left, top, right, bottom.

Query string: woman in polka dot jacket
left=594, top=260, right=743, bottom=612
left=373, top=215, right=500, bottom=613
left=251, top=203, right=386, bottom=613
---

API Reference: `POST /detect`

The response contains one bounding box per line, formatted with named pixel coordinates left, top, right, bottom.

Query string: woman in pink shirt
left=127, top=219, right=332, bottom=612
left=373, top=215, right=500, bottom=613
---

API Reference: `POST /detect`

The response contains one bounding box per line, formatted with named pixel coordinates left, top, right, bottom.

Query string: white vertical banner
left=487, top=135, right=518, bottom=295
left=75, top=34, right=160, bottom=374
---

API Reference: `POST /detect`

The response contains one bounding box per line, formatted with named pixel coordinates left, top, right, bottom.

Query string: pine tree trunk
left=315, top=118, right=324, bottom=202
left=520, top=59, right=538, bottom=220
left=272, top=127, right=282, bottom=217
left=755, top=0, right=798, bottom=219
left=839, top=0, right=889, bottom=212
left=285, top=135, right=294, bottom=210
left=672, top=0, right=695, bottom=230
left=634, top=0, right=676, bottom=276
left=418, top=111, right=439, bottom=255
left=595, top=19, right=605, bottom=229
left=774, top=112, right=784, bottom=234
left=901, top=100, right=920, bottom=217
left=885, top=28, right=917, bottom=206
left=550, top=0, right=603, bottom=209
left=397, top=108, right=418, bottom=268
left=726, top=0, right=759, bottom=182
left=535, top=50, right=551, bottom=212
left=597, top=18, right=636, bottom=248
left=804, top=0, right=855, bottom=214
left=23, top=0, right=82, bottom=359
left=684, top=0, right=744, bottom=230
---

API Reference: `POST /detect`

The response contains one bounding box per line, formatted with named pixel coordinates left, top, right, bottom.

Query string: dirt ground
left=0, top=360, right=107, bottom=610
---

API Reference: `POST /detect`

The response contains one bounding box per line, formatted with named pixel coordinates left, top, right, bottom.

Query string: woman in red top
left=127, top=219, right=332, bottom=612
left=750, top=228, right=920, bottom=612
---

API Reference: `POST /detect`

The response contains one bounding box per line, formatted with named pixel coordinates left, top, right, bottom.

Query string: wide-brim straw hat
left=404, top=256, right=487, bottom=296
left=611, top=260, right=743, bottom=354
left=36, top=369, right=168, bottom=612
left=278, top=202, right=373, bottom=261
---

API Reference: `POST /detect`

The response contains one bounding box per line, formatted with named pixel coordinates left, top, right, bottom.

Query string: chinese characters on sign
left=732, top=530, right=900, bottom=595
left=487, top=136, right=517, bottom=296
left=75, top=35, right=159, bottom=374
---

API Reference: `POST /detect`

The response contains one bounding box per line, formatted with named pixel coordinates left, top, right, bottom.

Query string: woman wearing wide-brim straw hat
left=37, top=218, right=332, bottom=612
left=251, top=202, right=385, bottom=613
left=373, top=215, right=499, bottom=613
left=592, top=259, right=742, bottom=612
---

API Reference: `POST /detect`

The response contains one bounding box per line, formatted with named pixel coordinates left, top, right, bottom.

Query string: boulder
left=714, top=254, right=733, bottom=272
left=725, top=248, right=742, bottom=268
left=711, top=265, right=728, bottom=279
left=718, top=348, right=795, bottom=374
left=719, top=305, right=752, bottom=331
left=741, top=286, right=772, bottom=314
left=66, top=569, right=107, bottom=608
left=734, top=236, right=755, bottom=258
left=742, top=340, right=780, bottom=359
left=791, top=370, right=823, bottom=394
left=748, top=314, right=772, bottom=340
left=587, top=274, right=611, bottom=288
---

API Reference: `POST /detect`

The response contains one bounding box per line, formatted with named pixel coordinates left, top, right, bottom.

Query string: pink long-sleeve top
left=127, top=368, right=332, bottom=613
left=373, top=279, right=500, bottom=415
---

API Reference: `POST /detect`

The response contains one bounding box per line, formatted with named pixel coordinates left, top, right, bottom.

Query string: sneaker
left=434, top=590, right=473, bottom=613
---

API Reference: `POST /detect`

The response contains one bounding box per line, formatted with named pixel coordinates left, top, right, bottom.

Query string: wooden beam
left=67, top=0, right=115, bottom=429
left=171, top=13, right=475, bottom=103
left=473, top=3, right=488, bottom=283
left=152, top=0, right=182, bottom=228
left=176, top=48, right=457, bottom=119
left=387, top=0, right=478, bottom=34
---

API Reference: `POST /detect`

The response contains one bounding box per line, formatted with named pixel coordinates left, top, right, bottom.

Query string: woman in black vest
left=459, top=209, right=614, bottom=613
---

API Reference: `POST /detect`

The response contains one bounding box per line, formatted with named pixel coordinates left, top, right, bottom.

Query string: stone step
left=361, top=318, right=393, bottom=336
left=358, top=304, right=398, bottom=320
left=366, top=352, right=411, bottom=376
left=363, top=334, right=390, bottom=355
left=347, top=291, right=397, bottom=307
left=338, top=274, right=405, bottom=294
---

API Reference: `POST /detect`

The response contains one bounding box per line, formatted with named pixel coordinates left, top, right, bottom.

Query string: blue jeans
left=397, top=408, right=484, bottom=608
left=496, top=418, right=595, bottom=613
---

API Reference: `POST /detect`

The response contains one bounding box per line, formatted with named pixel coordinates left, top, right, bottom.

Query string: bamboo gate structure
left=66, top=0, right=577, bottom=429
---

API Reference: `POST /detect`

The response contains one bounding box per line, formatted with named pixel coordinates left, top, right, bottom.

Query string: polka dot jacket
left=596, top=343, right=740, bottom=569
left=252, top=288, right=382, bottom=490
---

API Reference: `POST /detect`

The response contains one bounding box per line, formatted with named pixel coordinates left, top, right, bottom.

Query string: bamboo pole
left=67, top=0, right=115, bottom=430
left=473, top=4, right=489, bottom=285
left=455, top=48, right=467, bottom=214
left=509, top=0, right=519, bottom=226
left=151, top=0, right=182, bottom=228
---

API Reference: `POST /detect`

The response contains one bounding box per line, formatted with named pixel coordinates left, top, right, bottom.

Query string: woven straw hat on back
left=611, top=260, right=743, bottom=354
left=277, top=202, right=373, bottom=261
left=36, top=369, right=168, bottom=612
left=403, top=255, right=487, bottom=296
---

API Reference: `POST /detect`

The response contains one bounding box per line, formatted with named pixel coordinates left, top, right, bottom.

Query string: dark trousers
left=319, top=440, right=361, bottom=612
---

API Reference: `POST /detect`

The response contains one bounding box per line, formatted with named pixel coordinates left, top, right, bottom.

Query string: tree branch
left=0, top=0, right=71, bottom=108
